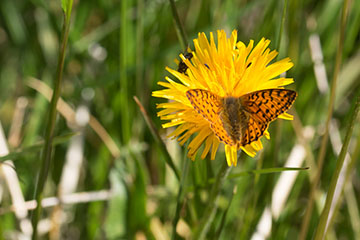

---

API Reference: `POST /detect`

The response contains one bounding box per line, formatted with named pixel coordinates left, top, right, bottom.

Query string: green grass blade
left=168, top=0, right=188, bottom=51
left=119, top=0, right=131, bottom=143
left=275, top=0, right=288, bottom=53
left=204, top=167, right=308, bottom=184
left=314, top=97, right=360, bottom=239
left=227, top=167, right=309, bottom=180
left=171, top=141, right=190, bottom=240
left=134, top=96, right=180, bottom=180
left=214, top=185, right=237, bottom=239
left=61, top=0, right=73, bottom=23
left=299, top=0, right=350, bottom=238
left=193, top=160, right=231, bottom=240
left=31, top=2, right=74, bottom=239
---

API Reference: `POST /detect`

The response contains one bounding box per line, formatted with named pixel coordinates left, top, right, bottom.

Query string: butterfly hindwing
left=240, top=116, right=268, bottom=146
left=186, top=89, right=236, bottom=146
left=240, top=89, right=297, bottom=123
left=210, top=119, right=237, bottom=146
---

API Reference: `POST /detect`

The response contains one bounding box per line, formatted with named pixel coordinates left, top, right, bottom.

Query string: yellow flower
left=152, top=30, right=295, bottom=166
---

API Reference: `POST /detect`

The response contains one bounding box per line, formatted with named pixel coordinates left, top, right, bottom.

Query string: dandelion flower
left=152, top=30, right=297, bottom=166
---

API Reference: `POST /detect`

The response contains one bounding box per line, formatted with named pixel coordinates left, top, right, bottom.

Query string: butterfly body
left=220, top=97, right=249, bottom=145
left=186, top=88, right=297, bottom=147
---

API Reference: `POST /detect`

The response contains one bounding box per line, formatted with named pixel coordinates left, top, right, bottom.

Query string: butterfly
left=186, top=88, right=297, bottom=147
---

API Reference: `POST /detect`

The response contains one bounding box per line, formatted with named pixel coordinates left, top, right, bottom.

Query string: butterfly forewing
left=238, top=89, right=297, bottom=146
left=186, top=89, right=221, bottom=122
left=186, top=89, right=236, bottom=146
left=240, top=89, right=297, bottom=122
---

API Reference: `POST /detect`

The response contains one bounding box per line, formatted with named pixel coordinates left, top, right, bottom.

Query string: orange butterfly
left=186, top=89, right=297, bottom=148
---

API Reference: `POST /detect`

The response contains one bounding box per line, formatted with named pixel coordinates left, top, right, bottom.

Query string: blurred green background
left=0, top=0, right=359, bottom=239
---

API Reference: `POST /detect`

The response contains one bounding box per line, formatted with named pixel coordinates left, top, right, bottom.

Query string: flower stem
left=299, top=0, right=350, bottom=238
left=314, top=97, right=360, bottom=240
left=193, top=159, right=231, bottom=240
left=31, top=2, right=73, bottom=239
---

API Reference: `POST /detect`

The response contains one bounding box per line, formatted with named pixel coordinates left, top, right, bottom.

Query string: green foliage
left=0, top=0, right=359, bottom=239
